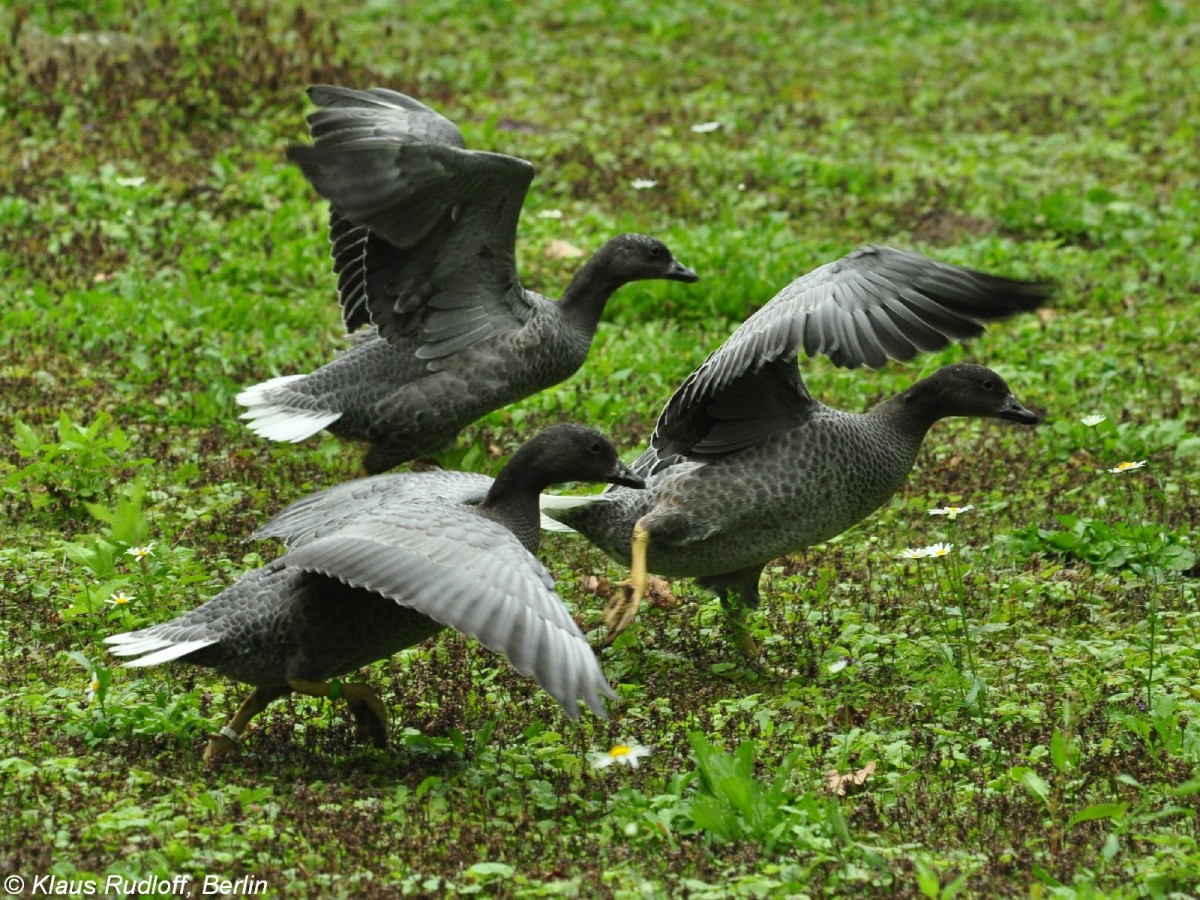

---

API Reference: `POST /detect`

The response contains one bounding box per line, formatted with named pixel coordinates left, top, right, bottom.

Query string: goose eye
left=982, top=379, right=996, bottom=390
left=590, top=442, right=604, bottom=454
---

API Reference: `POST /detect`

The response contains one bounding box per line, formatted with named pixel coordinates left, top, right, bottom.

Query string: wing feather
left=289, top=86, right=537, bottom=355
left=275, top=502, right=613, bottom=717
left=252, top=471, right=493, bottom=548
left=645, top=245, right=1050, bottom=463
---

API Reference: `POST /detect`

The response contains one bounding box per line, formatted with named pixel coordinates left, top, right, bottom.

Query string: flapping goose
left=238, top=86, right=698, bottom=473
left=541, top=246, right=1050, bottom=658
left=106, top=425, right=643, bottom=763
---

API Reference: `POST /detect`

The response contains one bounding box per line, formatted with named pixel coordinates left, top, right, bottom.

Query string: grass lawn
left=2, top=0, right=1198, bottom=896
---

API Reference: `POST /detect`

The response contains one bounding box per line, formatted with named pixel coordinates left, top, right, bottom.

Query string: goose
left=540, top=246, right=1050, bottom=658
left=238, top=86, right=697, bottom=473
left=107, top=425, right=644, bottom=763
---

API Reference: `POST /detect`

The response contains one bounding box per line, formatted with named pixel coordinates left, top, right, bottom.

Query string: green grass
left=2, top=0, right=1199, bottom=896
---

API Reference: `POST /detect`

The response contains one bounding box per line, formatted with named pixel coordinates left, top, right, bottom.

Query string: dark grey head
left=482, top=425, right=642, bottom=552
left=490, top=424, right=645, bottom=502
left=903, top=362, right=1038, bottom=424
left=596, top=234, right=699, bottom=285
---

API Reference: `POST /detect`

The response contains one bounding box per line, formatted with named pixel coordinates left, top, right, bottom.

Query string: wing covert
left=644, top=246, right=1050, bottom=465
left=290, top=86, right=538, bottom=356
left=277, top=502, right=613, bottom=717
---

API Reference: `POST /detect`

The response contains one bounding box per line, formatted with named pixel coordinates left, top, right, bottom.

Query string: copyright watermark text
left=4, top=873, right=268, bottom=896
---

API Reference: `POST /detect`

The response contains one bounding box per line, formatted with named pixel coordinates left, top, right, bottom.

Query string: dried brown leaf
left=583, top=574, right=612, bottom=598
left=824, top=760, right=877, bottom=796
left=645, top=576, right=677, bottom=609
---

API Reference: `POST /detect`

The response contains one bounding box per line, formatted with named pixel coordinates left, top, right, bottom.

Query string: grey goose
left=238, top=86, right=698, bottom=473
left=106, top=425, right=644, bottom=763
left=540, top=246, right=1050, bottom=658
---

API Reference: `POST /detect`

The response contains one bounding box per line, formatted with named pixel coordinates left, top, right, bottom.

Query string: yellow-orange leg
left=203, top=685, right=289, bottom=766
left=288, top=678, right=389, bottom=748
left=599, top=520, right=651, bottom=648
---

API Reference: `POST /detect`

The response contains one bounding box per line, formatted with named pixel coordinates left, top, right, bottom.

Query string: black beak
left=997, top=393, right=1039, bottom=425
left=606, top=459, right=646, bottom=490
left=667, top=259, right=700, bottom=283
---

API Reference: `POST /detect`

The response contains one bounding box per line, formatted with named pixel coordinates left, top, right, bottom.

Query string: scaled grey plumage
left=106, top=425, right=644, bottom=762
left=238, top=85, right=698, bottom=473
left=541, top=246, right=1051, bottom=650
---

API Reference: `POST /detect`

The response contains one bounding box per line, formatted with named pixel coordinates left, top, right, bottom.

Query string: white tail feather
left=235, top=373, right=307, bottom=405
left=237, top=375, right=342, bottom=442
left=104, top=635, right=218, bottom=667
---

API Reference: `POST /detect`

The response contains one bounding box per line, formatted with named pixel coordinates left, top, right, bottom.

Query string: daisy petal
left=590, top=741, right=652, bottom=770
left=1107, top=460, right=1147, bottom=474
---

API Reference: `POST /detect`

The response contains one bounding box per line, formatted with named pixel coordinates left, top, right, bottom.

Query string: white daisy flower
left=900, top=543, right=954, bottom=559
left=591, top=741, right=651, bottom=770
left=630, top=179, right=657, bottom=190
left=126, top=542, right=156, bottom=560
left=106, top=591, right=133, bottom=607
left=1107, top=460, right=1147, bottom=474
left=536, top=209, right=563, bottom=219
left=86, top=676, right=101, bottom=703
left=928, top=505, right=974, bottom=520
left=1080, top=415, right=1106, bottom=428
left=691, top=121, right=721, bottom=133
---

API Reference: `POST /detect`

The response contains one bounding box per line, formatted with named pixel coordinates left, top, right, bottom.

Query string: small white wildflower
left=126, top=542, right=156, bottom=560
left=1081, top=414, right=1107, bottom=428
left=536, top=209, right=563, bottom=219
left=116, top=176, right=146, bottom=188
left=630, top=179, right=657, bottom=190
left=1107, top=460, right=1147, bottom=474
left=86, top=676, right=101, bottom=703
left=106, top=591, right=133, bottom=607
left=901, top=543, right=954, bottom=559
left=691, top=121, right=721, bottom=134
left=928, top=504, right=974, bottom=520
left=590, top=741, right=651, bottom=770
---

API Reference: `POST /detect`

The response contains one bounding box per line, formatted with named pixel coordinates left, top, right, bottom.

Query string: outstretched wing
left=290, top=85, right=538, bottom=358
left=641, top=246, right=1050, bottom=470
left=277, top=499, right=613, bottom=719
left=252, top=470, right=495, bottom=548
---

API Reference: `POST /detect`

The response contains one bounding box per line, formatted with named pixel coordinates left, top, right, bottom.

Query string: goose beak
left=606, top=459, right=646, bottom=490
left=997, top=393, right=1038, bottom=425
left=667, top=259, right=700, bottom=283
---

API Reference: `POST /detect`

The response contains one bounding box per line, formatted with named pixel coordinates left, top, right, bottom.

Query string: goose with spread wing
left=238, top=86, right=698, bottom=473
left=541, top=246, right=1050, bottom=658
left=107, top=425, right=643, bottom=763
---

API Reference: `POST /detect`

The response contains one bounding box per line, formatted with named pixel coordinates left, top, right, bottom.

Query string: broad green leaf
left=1068, top=802, right=1128, bottom=827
